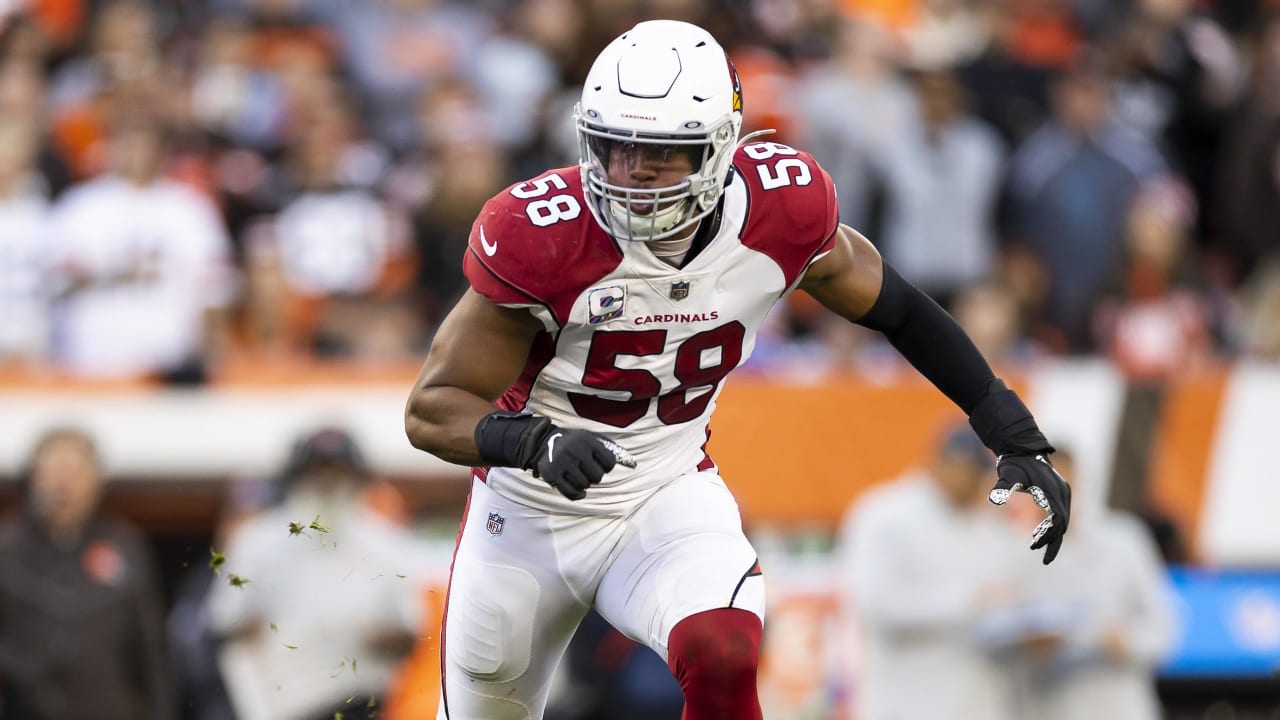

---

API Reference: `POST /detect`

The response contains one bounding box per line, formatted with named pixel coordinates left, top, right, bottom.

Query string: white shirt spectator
left=837, top=474, right=1021, bottom=720
left=48, top=176, right=235, bottom=377
left=273, top=189, right=393, bottom=296
left=880, top=116, right=1005, bottom=296
left=1010, top=511, right=1174, bottom=720
left=206, top=487, right=422, bottom=720
left=0, top=186, right=52, bottom=362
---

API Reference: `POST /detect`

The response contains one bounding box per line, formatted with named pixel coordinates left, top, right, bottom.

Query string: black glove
left=474, top=411, right=638, bottom=501
left=969, top=379, right=1072, bottom=564
left=989, top=452, right=1072, bottom=564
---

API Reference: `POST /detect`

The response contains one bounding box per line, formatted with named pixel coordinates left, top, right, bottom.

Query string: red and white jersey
left=464, top=142, right=838, bottom=513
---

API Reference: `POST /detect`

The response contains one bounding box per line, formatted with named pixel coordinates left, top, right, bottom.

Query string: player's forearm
left=854, top=261, right=1053, bottom=457
left=404, top=385, right=496, bottom=466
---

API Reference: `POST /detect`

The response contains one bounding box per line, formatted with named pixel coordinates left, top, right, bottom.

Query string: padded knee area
left=667, top=608, right=763, bottom=720
left=438, top=683, right=532, bottom=720
left=448, top=563, right=538, bottom=684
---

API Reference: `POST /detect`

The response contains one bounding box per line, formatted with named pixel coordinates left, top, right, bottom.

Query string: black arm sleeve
left=855, top=262, right=1052, bottom=454
left=854, top=261, right=995, bottom=414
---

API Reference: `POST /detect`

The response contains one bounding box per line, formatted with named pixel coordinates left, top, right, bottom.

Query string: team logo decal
left=486, top=512, right=505, bottom=536
left=727, top=58, right=742, bottom=113
left=587, top=285, right=626, bottom=324
left=669, top=280, right=690, bottom=301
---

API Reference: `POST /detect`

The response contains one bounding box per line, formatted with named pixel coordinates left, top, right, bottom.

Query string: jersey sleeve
left=462, top=167, right=624, bottom=328
left=462, top=194, right=547, bottom=309
left=734, top=143, right=840, bottom=287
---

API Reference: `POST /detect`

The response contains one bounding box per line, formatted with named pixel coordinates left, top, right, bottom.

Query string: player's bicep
left=415, top=288, right=543, bottom=402
left=798, top=224, right=885, bottom=323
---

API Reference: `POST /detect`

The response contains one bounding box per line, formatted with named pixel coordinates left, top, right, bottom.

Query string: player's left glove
left=969, top=379, right=1072, bottom=565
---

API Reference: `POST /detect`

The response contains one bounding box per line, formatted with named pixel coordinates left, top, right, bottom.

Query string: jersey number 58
left=510, top=173, right=582, bottom=227
left=743, top=142, right=812, bottom=190
left=568, top=322, right=746, bottom=427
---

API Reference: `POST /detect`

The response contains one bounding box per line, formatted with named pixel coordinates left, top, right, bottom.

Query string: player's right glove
left=474, top=411, right=637, bottom=501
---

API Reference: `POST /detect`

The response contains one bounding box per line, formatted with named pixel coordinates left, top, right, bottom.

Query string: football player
left=405, top=19, right=1071, bottom=720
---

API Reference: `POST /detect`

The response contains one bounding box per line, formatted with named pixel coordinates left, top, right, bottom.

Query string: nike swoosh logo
left=547, top=432, right=563, bottom=462
left=479, top=225, right=498, bottom=256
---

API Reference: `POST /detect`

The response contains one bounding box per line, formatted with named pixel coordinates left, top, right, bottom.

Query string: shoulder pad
left=734, top=142, right=840, bottom=286
left=463, top=167, right=624, bottom=327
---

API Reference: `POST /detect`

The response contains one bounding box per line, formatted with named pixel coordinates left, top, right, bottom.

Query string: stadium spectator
left=0, top=117, right=53, bottom=367
left=0, top=59, right=72, bottom=197
left=408, top=80, right=508, bottom=331
left=205, top=427, right=422, bottom=720
left=1215, top=10, right=1280, bottom=282
left=835, top=424, right=1022, bottom=720
left=1006, top=54, right=1166, bottom=352
left=1093, top=176, right=1214, bottom=381
left=957, top=1, right=1053, bottom=145
left=1004, top=448, right=1174, bottom=720
left=471, top=0, right=571, bottom=152
left=878, top=68, right=1005, bottom=306
left=47, top=119, right=236, bottom=380
left=795, top=19, right=917, bottom=232
left=265, top=103, right=418, bottom=357
left=0, top=428, right=175, bottom=720
left=1105, top=0, right=1243, bottom=241
left=333, top=0, right=492, bottom=152
left=46, top=0, right=164, bottom=180
left=188, top=19, right=291, bottom=151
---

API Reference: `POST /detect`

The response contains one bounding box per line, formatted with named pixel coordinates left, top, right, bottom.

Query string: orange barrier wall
left=708, top=376, right=966, bottom=526
left=0, top=362, right=1255, bottom=558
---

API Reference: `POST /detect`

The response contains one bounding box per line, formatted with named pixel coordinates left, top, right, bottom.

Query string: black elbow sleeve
left=854, top=262, right=995, bottom=414
left=856, top=262, right=1051, bottom=455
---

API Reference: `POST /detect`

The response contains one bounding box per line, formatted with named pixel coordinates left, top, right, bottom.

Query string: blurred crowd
left=0, top=0, right=1278, bottom=383
left=0, top=424, right=436, bottom=720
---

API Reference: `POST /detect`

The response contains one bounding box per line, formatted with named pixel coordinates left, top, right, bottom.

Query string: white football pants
left=437, top=470, right=764, bottom=720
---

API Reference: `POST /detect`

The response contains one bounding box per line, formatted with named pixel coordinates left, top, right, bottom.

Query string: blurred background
left=0, top=0, right=1278, bottom=718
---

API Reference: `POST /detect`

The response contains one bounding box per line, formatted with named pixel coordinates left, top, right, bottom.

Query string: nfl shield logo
left=669, top=281, right=690, bottom=301
left=486, top=512, right=505, bottom=536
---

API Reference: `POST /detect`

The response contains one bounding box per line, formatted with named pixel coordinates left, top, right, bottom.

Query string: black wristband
left=968, top=378, right=1054, bottom=455
left=474, top=411, right=553, bottom=469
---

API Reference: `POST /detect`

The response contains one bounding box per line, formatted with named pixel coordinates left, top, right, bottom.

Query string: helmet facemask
left=576, top=106, right=740, bottom=243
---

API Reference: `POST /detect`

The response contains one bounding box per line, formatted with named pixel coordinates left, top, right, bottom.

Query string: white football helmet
left=575, top=20, right=744, bottom=243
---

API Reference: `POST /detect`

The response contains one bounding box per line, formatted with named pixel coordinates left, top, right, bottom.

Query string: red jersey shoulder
left=733, top=142, right=840, bottom=286
left=463, top=166, right=623, bottom=326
